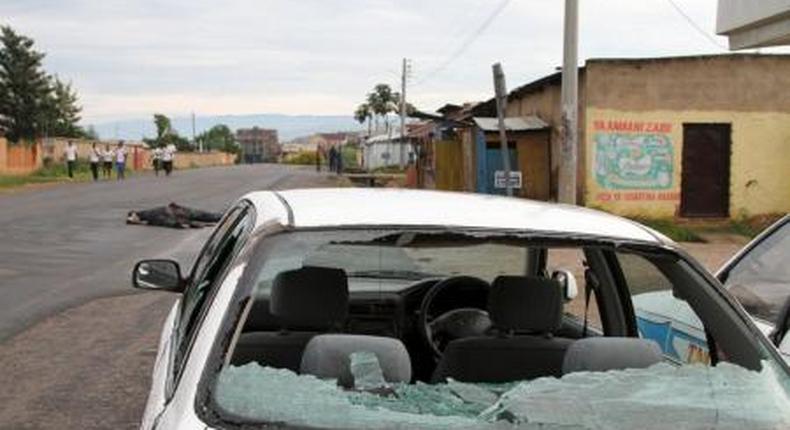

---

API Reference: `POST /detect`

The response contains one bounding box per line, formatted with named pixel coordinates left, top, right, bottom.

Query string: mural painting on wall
left=593, top=119, right=679, bottom=203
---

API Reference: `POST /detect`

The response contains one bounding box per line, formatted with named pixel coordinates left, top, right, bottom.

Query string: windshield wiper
left=348, top=269, right=439, bottom=280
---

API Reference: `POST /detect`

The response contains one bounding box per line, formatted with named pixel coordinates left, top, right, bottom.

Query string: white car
left=633, top=215, right=790, bottom=364
left=133, top=189, right=790, bottom=429
left=719, top=215, right=790, bottom=354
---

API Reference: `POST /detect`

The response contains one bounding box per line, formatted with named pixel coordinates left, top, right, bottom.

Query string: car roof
left=242, top=188, right=667, bottom=244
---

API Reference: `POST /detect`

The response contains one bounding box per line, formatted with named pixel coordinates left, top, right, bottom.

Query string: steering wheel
left=418, top=276, right=492, bottom=359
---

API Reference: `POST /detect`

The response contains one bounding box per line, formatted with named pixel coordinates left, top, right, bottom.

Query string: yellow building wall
left=585, top=108, right=790, bottom=218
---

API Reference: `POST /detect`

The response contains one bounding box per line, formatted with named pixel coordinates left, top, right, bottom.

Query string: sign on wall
left=494, top=170, right=522, bottom=189
left=594, top=121, right=674, bottom=189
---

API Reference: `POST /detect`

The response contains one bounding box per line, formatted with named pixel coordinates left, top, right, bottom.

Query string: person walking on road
left=162, top=142, right=176, bottom=176
left=315, top=145, right=324, bottom=172
left=102, top=144, right=114, bottom=179
left=89, top=142, right=101, bottom=181
left=115, top=141, right=128, bottom=180
left=152, top=146, right=163, bottom=176
left=328, top=145, right=337, bottom=173
left=336, top=146, right=343, bottom=174
left=64, top=140, right=78, bottom=178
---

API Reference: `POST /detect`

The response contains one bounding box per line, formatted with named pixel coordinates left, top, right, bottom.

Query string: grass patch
left=371, top=165, right=405, bottom=174
left=0, top=161, right=135, bottom=190
left=0, top=174, right=64, bottom=189
left=629, top=217, right=705, bottom=243
left=706, top=213, right=786, bottom=239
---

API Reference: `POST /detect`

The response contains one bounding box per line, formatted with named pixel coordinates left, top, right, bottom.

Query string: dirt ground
left=0, top=233, right=750, bottom=429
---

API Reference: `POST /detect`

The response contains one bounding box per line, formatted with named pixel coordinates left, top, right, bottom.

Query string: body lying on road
left=127, top=202, right=222, bottom=229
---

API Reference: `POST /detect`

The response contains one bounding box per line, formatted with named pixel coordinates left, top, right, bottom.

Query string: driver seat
left=431, top=276, right=572, bottom=383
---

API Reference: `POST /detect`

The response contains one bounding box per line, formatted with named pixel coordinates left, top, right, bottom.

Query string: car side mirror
left=132, top=259, right=185, bottom=293
left=771, top=295, right=790, bottom=349
left=552, top=269, right=579, bottom=302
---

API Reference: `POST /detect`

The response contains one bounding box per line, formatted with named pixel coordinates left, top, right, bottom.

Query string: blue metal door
left=485, top=146, right=518, bottom=195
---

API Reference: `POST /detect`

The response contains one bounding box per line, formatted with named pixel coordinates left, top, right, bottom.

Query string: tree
left=196, top=124, right=239, bottom=154
left=354, top=103, right=372, bottom=135
left=144, top=113, right=192, bottom=151
left=364, top=83, right=401, bottom=133
left=391, top=92, right=416, bottom=116
left=83, top=125, right=99, bottom=140
left=153, top=113, right=172, bottom=143
left=0, top=26, right=52, bottom=142
left=40, top=76, right=83, bottom=138
left=0, top=26, right=87, bottom=142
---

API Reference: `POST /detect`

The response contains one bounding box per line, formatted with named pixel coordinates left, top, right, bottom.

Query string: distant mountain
left=91, top=113, right=362, bottom=141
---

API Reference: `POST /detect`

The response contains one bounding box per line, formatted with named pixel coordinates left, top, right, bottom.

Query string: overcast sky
left=3, top=0, right=789, bottom=124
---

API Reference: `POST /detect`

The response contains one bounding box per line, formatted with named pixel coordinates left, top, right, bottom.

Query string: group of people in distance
left=63, top=140, right=177, bottom=181
left=64, top=140, right=128, bottom=181
left=316, top=145, right=343, bottom=173
left=149, top=143, right=177, bottom=177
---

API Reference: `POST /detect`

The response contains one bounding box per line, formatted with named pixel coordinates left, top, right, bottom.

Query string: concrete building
left=362, top=131, right=414, bottom=170
left=717, top=0, right=790, bottom=49
left=236, top=127, right=279, bottom=163
left=438, top=54, right=790, bottom=219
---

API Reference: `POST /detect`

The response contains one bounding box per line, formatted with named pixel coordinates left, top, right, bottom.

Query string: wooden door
left=680, top=124, right=731, bottom=217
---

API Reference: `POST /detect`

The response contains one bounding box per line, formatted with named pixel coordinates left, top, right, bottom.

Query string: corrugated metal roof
left=472, top=116, right=549, bottom=132
left=366, top=131, right=404, bottom=144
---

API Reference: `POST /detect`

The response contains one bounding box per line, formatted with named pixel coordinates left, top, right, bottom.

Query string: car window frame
left=194, top=227, right=790, bottom=429
left=718, top=215, right=790, bottom=324
left=718, top=215, right=790, bottom=284
left=166, top=200, right=255, bottom=399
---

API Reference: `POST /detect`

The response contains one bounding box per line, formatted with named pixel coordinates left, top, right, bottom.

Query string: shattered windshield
left=215, top=360, right=790, bottom=429
left=207, top=230, right=790, bottom=429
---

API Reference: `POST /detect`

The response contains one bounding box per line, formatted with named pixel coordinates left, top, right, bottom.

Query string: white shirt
left=102, top=149, right=114, bottom=162
left=152, top=147, right=163, bottom=160
left=89, top=147, right=101, bottom=163
left=116, top=147, right=127, bottom=163
left=65, top=145, right=77, bottom=161
left=162, top=144, right=176, bottom=162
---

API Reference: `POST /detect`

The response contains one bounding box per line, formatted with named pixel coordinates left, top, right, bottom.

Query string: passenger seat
left=562, top=337, right=663, bottom=374
left=232, top=266, right=348, bottom=371
left=300, top=334, right=412, bottom=388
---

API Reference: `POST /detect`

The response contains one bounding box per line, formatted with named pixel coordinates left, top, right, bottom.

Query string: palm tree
left=354, top=103, right=372, bottom=136
left=368, top=83, right=397, bottom=133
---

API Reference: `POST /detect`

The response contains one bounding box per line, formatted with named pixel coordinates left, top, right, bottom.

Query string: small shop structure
left=425, top=54, right=790, bottom=219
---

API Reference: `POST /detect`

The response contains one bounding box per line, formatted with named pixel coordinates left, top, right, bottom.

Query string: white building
left=362, top=132, right=414, bottom=171
left=717, top=0, right=790, bottom=49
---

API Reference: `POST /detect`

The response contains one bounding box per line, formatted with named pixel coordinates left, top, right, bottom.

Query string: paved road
left=0, top=164, right=335, bottom=341
left=0, top=164, right=342, bottom=429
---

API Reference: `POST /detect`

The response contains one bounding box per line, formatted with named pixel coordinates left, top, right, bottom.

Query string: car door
left=141, top=203, right=254, bottom=429
left=718, top=215, right=790, bottom=357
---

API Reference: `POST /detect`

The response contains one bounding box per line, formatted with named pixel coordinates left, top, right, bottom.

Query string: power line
left=415, top=0, right=512, bottom=86
left=665, top=0, right=727, bottom=50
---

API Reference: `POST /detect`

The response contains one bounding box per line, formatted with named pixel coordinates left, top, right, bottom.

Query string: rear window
left=202, top=230, right=790, bottom=429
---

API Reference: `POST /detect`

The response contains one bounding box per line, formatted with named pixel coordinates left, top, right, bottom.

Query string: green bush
left=31, top=161, right=91, bottom=178
left=341, top=146, right=359, bottom=169
left=282, top=151, right=318, bottom=165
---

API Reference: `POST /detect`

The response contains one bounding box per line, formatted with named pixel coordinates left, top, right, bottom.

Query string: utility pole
left=559, top=0, right=579, bottom=204
left=192, top=112, right=200, bottom=152
left=399, top=58, right=410, bottom=170
left=492, top=63, right=513, bottom=197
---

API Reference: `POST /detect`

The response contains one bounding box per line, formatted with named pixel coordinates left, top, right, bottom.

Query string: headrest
left=270, top=266, right=348, bottom=330
left=488, top=276, right=563, bottom=333
left=300, top=334, right=412, bottom=388
left=243, top=299, right=279, bottom=332
left=562, top=337, right=663, bottom=374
